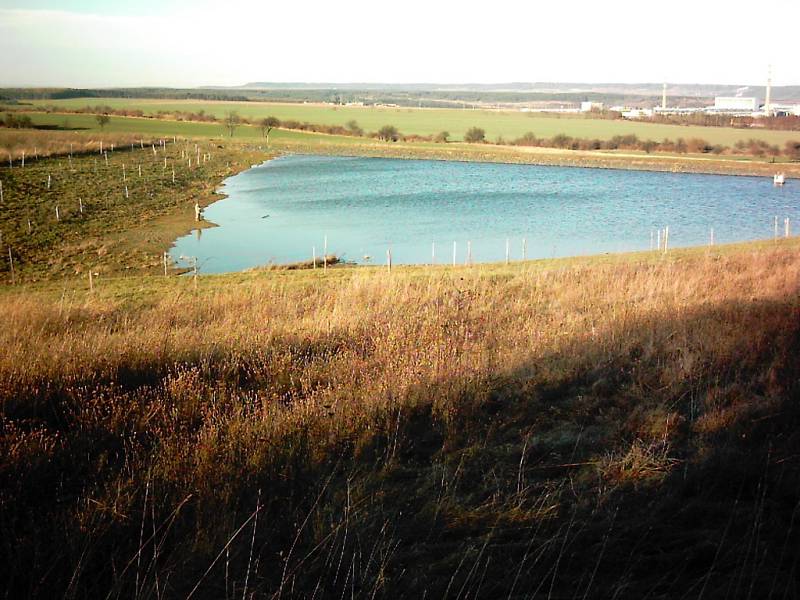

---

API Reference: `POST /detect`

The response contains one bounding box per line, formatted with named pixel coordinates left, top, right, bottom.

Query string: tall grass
left=1, top=243, right=799, bottom=598
left=0, top=128, right=166, bottom=162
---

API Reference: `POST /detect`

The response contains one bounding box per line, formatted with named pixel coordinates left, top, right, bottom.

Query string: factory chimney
left=765, top=65, right=772, bottom=116
left=662, top=83, right=667, bottom=110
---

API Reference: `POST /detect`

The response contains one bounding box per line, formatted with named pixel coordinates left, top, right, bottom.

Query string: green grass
left=25, top=97, right=800, bottom=146
left=0, top=136, right=268, bottom=280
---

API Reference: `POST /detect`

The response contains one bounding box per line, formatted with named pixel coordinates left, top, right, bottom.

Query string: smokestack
left=765, top=65, right=772, bottom=115
left=662, top=83, right=667, bottom=110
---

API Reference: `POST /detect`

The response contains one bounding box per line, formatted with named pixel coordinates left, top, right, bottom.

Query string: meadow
left=2, top=239, right=799, bottom=598
left=6, top=114, right=800, bottom=179
left=23, top=97, right=800, bottom=147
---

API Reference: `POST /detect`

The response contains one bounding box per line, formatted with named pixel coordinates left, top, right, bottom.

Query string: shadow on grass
left=1, top=294, right=799, bottom=598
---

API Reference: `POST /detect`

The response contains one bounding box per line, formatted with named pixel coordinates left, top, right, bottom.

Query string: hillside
left=2, top=240, right=799, bottom=598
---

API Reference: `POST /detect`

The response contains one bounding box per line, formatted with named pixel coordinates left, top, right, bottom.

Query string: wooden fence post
left=8, top=247, right=14, bottom=284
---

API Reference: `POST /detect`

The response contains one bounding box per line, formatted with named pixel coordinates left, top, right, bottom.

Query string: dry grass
left=0, top=136, right=268, bottom=279
left=1, top=242, right=800, bottom=598
left=0, top=128, right=168, bottom=162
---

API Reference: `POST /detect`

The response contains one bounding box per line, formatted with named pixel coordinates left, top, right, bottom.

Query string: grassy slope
left=1, top=240, right=799, bottom=598
left=0, top=134, right=269, bottom=279
left=24, top=97, right=800, bottom=147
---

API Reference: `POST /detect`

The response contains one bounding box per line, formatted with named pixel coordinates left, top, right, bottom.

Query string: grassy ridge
left=23, top=97, right=800, bottom=147
left=1, top=241, right=799, bottom=598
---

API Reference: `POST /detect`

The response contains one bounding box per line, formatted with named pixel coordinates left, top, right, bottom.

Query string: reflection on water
left=171, top=155, right=799, bottom=273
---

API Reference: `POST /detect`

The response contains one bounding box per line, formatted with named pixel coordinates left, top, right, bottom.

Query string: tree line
left=5, top=106, right=800, bottom=160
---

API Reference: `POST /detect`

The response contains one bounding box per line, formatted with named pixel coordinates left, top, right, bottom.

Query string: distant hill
left=2, top=83, right=799, bottom=108
left=240, top=82, right=800, bottom=102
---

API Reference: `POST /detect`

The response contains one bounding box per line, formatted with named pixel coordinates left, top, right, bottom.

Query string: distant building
left=713, top=97, right=758, bottom=112
left=621, top=108, right=653, bottom=119
left=580, top=101, right=604, bottom=112
left=768, top=104, right=800, bottom=117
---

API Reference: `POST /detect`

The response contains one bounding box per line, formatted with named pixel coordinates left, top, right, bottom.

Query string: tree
left=224, top=111, right=240, bottom=137
left=641, top=140, right=657, bottom=154
left=463, top=127, right=485, bottom=143
left=785, top=140, right=800, bottom=161
left=95, top=114, right=110, bottom=130
left=516, top=131, right=537, bottom=146
left=434, top=131, right=450, bottom=143
left=259, top=116, right=280, bottom=143
left=345, top=120, right=364, bottom=136
left=377, top=125, right=399, bottom=142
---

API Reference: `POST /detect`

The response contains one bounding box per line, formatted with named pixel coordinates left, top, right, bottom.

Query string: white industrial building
left=713, top=97, right=758, bottom=112
left=580, top=101, right=604, bottom=112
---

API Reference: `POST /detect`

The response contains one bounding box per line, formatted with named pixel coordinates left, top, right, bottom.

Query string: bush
left=515, top=132, right=538, bottom=146
left=345, top=120, right=363, bottom=136
left=434, top=131, right=449, bottom=143
left=463, top=127, right=485, bottom=143
left=784, top=141, right=800, bottom=160
left=377, top=125, right=399, bottom=142
left=2, top=113, right=33, bottom=129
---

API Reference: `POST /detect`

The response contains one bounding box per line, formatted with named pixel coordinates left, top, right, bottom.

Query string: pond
left=171, top=155, right=799, bottom=273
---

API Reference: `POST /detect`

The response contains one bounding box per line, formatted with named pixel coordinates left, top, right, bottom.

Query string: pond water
left=171, top=155, right=799, bottom=273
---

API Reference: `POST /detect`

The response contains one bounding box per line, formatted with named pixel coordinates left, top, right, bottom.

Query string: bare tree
left=224, top=111, right=241, bottom=137
left=259, top=117, right=280, bottom=143
left=377, top=125, right=399, bottom=142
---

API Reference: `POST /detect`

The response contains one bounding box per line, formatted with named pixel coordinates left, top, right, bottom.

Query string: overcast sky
left=0, top=0, right=797, bottom=88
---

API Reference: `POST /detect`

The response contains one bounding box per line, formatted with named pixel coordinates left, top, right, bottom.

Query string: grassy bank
left=1, top=239, right=799, bottom=598
left=0, top=133, right=269, bottom=280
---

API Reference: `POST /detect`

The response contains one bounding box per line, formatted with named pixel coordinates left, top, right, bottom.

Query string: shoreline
left=272, top=139, right=800, bottom=179
left=165, top=153, right=798, bottom=275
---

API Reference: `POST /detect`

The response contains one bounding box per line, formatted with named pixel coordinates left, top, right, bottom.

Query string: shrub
left=784, top=140, right=800, bottom=160
left=515, top=131, right=538, bottom=146
left=345, top=120, right=363, bottom=136
left=377, top=125, right=399, bottom=142
left=463, top=127, right=486, bottom=143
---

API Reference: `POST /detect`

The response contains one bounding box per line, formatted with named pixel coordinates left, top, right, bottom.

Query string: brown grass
left=1, top=242, right=800, bottom=598
left=0, top=128, right=168, bottom=162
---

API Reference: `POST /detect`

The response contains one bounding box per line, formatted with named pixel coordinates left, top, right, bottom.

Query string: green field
left=24, top=97, right=800, bottom=146
left=8, top=112, right=800, bottom=180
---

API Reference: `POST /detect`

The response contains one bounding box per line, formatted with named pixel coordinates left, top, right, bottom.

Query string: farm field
left=23, top=97, right=800, bottom=147
left=6, top=113, right=800, bottom=178
left=2, top=238, right=800, bottom=598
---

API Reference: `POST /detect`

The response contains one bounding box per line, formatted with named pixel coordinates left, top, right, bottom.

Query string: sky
left=0, top=0, right=798, bottom=88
